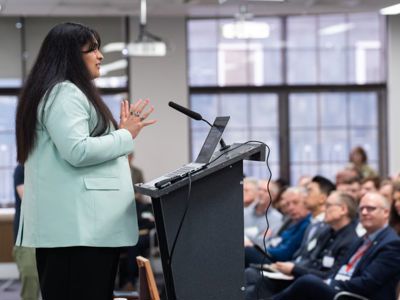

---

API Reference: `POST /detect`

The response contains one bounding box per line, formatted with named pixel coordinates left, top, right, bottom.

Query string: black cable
left=259, top=142, right=273, bottom=300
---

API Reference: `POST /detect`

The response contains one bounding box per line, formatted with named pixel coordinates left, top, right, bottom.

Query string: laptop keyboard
left=165, top=165, right=200, bottom=178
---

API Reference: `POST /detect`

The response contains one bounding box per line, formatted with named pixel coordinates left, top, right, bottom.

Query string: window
left=0, top=96, right=17, bottom=206
left=289, top=92, right=379, bottom=184
left=190, top=93, right=279, bottom=179
left=188, top=17, right=283, bottom=87
left=188, top=12, right=386, bottom=183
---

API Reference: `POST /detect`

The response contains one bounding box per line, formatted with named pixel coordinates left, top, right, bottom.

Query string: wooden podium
left=135, top=143, right=266, bottom=300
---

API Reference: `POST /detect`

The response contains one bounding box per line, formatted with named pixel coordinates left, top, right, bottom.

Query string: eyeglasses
left=359, top=205, right=384, bottom=213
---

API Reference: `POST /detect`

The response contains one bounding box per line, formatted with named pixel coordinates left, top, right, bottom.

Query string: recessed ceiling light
left=380, top=3, right=400, bottom=15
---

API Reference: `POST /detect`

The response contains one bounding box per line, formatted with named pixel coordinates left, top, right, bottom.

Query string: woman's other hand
left=119, top=99, right=157, bottom=139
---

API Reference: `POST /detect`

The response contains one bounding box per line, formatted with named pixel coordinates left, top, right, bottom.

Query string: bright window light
left=319, top=23, right=354, bottom=36
left=222, top=21, right=270, bottom=39
left=380, top=3, right=400, bottom=15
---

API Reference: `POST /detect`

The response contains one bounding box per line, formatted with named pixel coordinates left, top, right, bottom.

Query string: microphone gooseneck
left=168, top=101, right=230, bottom=150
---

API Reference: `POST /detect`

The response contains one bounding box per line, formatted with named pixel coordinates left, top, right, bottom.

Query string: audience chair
left=136, top=256, right=160, bottom=300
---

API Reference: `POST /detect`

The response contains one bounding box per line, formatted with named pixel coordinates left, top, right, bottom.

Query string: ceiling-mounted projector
left=129, top=0, right=167, bottom=57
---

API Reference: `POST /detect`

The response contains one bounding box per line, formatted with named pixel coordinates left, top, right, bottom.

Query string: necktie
left=345, top=238, right=372, bottom=272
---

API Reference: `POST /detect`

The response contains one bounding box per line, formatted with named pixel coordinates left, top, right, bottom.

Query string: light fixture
left=222, top=22, right=270, bottom=39
left=221, top=4, right=270, bottom=39
left=380, top=3, right=400, bottom=15
left=102, top=0, right=167, bottom=57
left=129, top=0, right=167, bottom=56
left=219, top=0, right=285, bottom=3
left=319, top=23, right=354, bottom=36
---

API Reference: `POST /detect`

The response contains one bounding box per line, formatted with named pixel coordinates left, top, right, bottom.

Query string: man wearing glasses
left=272, top=192, right=400, bottom=300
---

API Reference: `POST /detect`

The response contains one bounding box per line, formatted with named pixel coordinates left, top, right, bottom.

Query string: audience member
left=245, top=192, right=358, bottom=300
left=244, top=187, right=310, bottom=266
left=379, top=179, right=394, bottom=204
left=272, top=192, right=400, bottom=300
left=336, top=176, right=361, bottom=203
left=244, top=177, right=258, bottom=206
left=302, top=176, right=335, bottom=244
left=390, top=182, right=400, bottom=235
left=244, top=180, right=283, bottom=247
left=348, top=146, right=377, bottom=179
left=360, top=176, right=380, bottom=199
left=12, top=165, right=40, bottom=300
left=297, top=175, right=312, bottom=188
left=243, top=177, right=260, bottom=226
left=335, top=167, right=361, bottom=186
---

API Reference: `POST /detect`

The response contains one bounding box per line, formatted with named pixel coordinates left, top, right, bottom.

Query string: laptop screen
left=195, top=116, right=230, bottom=164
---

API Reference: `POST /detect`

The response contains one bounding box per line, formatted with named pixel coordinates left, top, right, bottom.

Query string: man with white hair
left=244, top=180, right=283, bottom=247
left=273, top=192, right=400, bottom=300
left=245, top=187, right=310, bottom=266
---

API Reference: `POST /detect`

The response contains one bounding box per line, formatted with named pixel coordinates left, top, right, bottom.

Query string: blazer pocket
left=84, top=177, right=120, bottom=190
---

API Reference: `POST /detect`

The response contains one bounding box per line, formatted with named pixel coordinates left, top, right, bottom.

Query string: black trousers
left=36, top=246, right=121, bottom=300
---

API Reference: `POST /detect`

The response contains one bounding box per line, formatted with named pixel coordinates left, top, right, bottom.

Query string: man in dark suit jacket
left=272, top=192, right=400, bottom=300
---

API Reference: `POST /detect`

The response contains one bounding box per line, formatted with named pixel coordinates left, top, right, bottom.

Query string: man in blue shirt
left=245, top=187, right=311, bottom=266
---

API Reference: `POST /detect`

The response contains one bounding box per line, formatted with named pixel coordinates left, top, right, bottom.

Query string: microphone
left=168, top=101, right=230, bottom=150
left=168, top=101, right=202, bottom=121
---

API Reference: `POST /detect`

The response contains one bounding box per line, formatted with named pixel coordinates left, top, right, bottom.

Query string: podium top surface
left=135, top=142, right=266, bottom=198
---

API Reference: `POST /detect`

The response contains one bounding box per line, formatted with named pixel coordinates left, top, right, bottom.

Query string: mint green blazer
left=16, top=81, right=138, bottom=247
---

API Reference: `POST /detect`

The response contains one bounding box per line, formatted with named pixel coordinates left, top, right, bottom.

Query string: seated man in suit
left=245, top=187, right=311, bottom=267
left=245, top=191, right=358, bottom=299
left=272, top=192, right=400, bottom=300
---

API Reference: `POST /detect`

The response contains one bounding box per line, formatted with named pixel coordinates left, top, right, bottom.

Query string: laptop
left=147, top=116, right=230, bottom=188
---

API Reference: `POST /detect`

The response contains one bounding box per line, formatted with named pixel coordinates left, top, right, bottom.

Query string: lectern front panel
left=152, top=162, right=245, bottom=300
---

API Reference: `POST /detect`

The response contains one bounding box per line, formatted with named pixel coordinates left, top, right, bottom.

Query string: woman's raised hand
left=119, top=99, right=157, bottom=139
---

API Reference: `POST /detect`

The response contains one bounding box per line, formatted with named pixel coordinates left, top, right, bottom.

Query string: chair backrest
left=136, top=256, right=160, bottom=300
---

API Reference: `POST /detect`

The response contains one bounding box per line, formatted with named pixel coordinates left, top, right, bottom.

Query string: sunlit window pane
left=188, top=19, right=218, bottom=50
left=289, top=94, right=318, bottom=128
left=320, top=93, right=347, bottom=127
left=249, top=94, right=278, bottom=128
left=320, top=129, right=349, bottom=162
left=190, top=92, right=280, bottom=179
left=0, top=96, right=17, bottom=206
left=220, top=94, right=248, bottom=129
left=290, top=130, right=318, bottom=163
left=287, top=50, right=317, bottom=84
left=189, top=51, right=218, bottom=86
left=349, top=92, right=378, bottom=126
left=289, top=92, right=379, bottom=184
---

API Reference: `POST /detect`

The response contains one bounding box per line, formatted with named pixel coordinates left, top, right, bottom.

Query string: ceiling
left=0, top=0, right=398, bottom=17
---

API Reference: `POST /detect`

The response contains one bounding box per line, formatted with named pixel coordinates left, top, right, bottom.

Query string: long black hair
left=16, top=22, right=117, bottom=163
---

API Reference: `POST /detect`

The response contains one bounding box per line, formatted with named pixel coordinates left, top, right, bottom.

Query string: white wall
left=129, top=17, right=190, bottom=181
left=388, top=15, right=400, bottom=176
left=0, top=18, right=22, bottom=80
